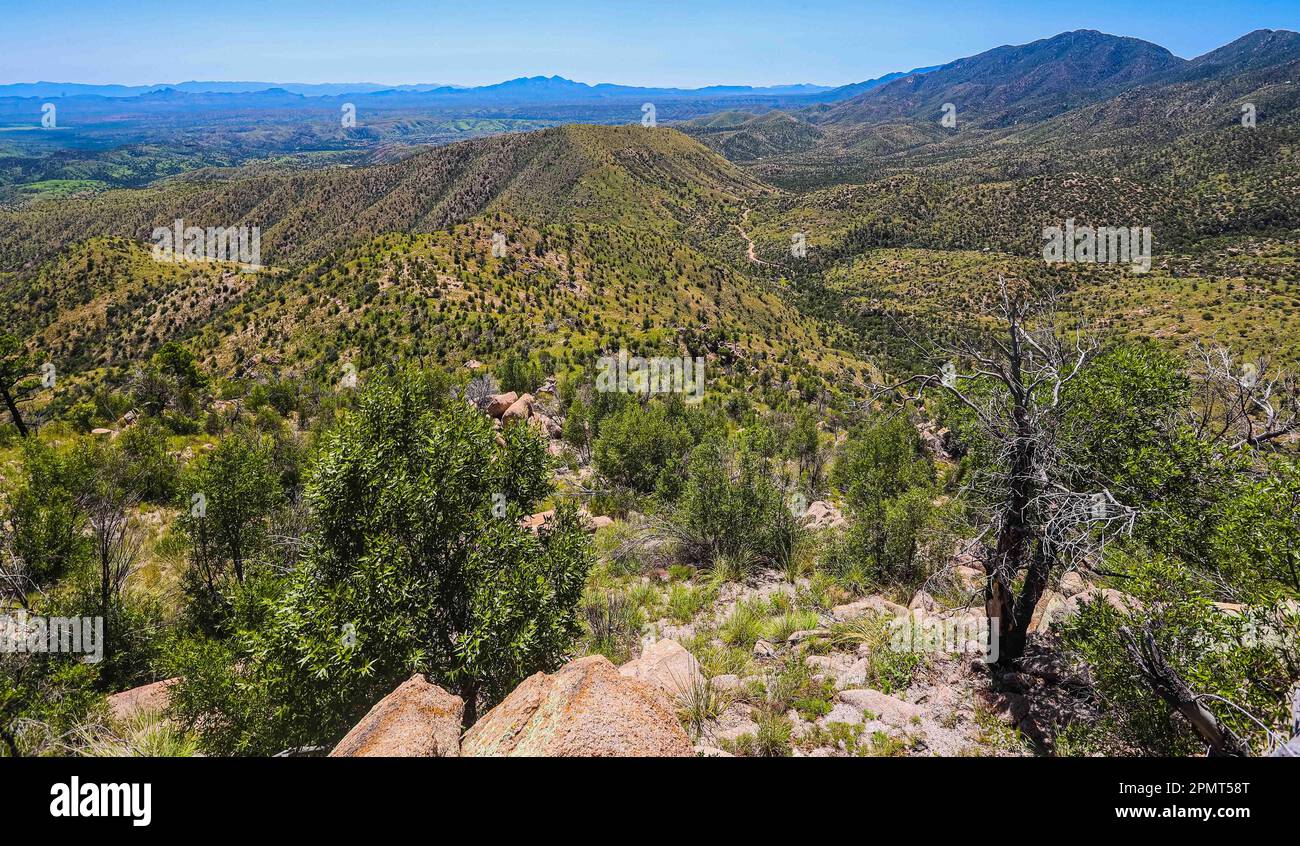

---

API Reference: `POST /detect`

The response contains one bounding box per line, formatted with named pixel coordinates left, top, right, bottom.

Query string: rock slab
left=462, top=655, right=693, bottom=757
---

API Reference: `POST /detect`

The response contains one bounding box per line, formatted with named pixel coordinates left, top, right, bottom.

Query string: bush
left=593, top=401, right=696, bottom=497
left=115, top=420, right=179, bottom=504
left=673, top=435, right=798, bottom=567
left=831, top=417, right=934, bottom=516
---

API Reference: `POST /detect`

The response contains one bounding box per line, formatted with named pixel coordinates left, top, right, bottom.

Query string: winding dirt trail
left=736, top=208, right=769, bottom=266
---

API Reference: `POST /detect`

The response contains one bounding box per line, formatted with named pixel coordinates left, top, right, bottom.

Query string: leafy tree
left=115, top=420, right=180, bottom=504
left=2, top=440, right=90, bottom=592
left=171, top=369, right=592, bottom=754
left=1059, top=341, right=1226, bottom=555
left=152, top=342, right=208, bottom=393
left=785, top=409, right=829, bottom=496
left=831, top=416, right=934, bottom=515
left=495, top=354, right=543, bottom=395
left=1060, top=553, right=1298, bottom=756
left=1211, top=458, right=1300, bottom=599
left=593, top=400, right=696, bottom=497
left=179, top=429, right=283, bottom=587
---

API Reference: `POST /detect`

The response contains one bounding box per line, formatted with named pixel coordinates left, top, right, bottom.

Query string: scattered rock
left=461, top=655, right=693, bottom=757
left=107, top=678, right=179, bottom=722
left=753, top=639, right=777, bottom=658
left=837, top=689, right=921, bottom=728
left=618, top=638, right=703, bottom=699
left=694, top=745, right=734, bottom=757
left=329, top=674, right=464, bottom=757
left=832, top=595, right=907, bottom=621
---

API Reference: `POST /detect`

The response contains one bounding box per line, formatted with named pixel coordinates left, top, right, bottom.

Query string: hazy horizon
left=2, top=0, right=1295, bottom=89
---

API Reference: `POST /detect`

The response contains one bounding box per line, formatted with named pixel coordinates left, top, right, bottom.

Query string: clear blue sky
left=1, top=0, right=1296, bottom=87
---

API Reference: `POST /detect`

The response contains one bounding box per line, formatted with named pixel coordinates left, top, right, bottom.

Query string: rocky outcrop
left=107, top=678, right=179, bottom=722
left=329, top=675, right=464, bottom=757
left=461, top=655, right=693, bottom=757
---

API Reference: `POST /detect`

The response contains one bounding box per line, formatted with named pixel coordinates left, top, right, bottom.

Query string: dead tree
left=881, top=280, right=1134, bottom=665
left=1119, top=625, right=1253, bottom=756
left=80, top=472, right=142, bottom=667
left=1186, top=343, right=1300, bottom=451
left=0, top=333, right=39, bottom=438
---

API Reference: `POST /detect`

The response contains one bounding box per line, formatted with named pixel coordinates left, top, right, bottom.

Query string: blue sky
left=1, top=0, right=1296, bottom=88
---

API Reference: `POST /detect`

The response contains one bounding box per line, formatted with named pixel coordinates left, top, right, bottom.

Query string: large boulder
left=502, top=393, right=534, bottom=422
left=1028, top=590, right=1068, bottom=634
left=107, top=678, right=179, bottom=722
left=837, top=689, right=920, bottom=728
left=461, top=655, right=693, bottom=757
left=619, top=638, right=703, bottom=699
left=329, top=675, right=464, bottom=757
left=485, top=392, right=518, bottom=418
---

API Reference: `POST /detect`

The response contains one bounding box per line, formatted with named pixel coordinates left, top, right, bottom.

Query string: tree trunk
left=0, top=723, right=19, bottom=757
left=1120, top=626, right=1252, bottom=757
left=460, top=679, right=479, bottom=727
left=1, top=385, right=28, bottom=438
left=99, top=539, right=114, bottom=669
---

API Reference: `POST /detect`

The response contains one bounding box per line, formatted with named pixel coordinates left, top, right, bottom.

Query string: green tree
left=831, top=416, right=935, bottom=516
left=179, top=429, right=283, bottom=587
left=674, top=434, right=794, bottom=565
left=172, top=369, right=592, bottom=754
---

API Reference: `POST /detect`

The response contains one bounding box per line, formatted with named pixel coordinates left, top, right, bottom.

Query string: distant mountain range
left=0, top=76, right=840, bottom=102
